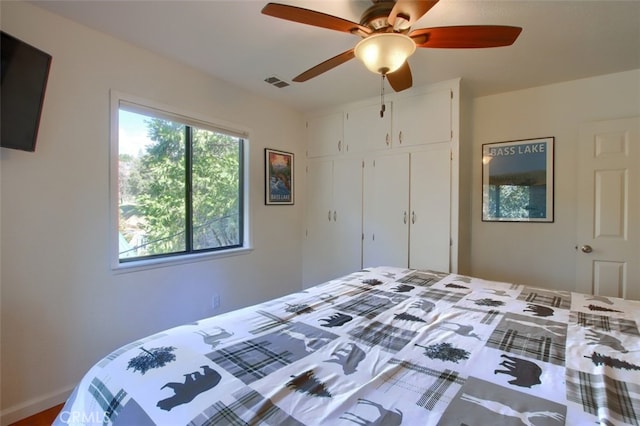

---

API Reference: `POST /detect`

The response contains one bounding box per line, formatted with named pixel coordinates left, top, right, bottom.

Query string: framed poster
left=265, top=148, right=294, bottom=205
left=482, top=137, right=554, bottom=222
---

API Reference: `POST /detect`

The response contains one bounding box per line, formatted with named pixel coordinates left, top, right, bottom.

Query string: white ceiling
left=30, top=0, right=640, bottom=112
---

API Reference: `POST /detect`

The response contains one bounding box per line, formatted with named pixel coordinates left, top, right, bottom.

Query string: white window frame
left=109, top=90, right=252, bottom=272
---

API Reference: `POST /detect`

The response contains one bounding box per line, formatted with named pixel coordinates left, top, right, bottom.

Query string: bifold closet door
left=304, top=160, right=334, bottom=286
left=363, top=154, right=410, bottom=268
left=332, top=158, right=364, bottom=277
left=409, top=147, right=451, bottom=271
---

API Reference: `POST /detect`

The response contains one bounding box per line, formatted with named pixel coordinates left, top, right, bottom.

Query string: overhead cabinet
left=393, top=87, right=452, bottom=146
left=307, top=87, right=451, bottom=158
left=344, top=102, right=392, bottom=153
left=306, top=111, right=344, bottom=158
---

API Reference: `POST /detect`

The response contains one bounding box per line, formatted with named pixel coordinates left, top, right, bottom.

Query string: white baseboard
left=0, top=386, right=73, bottom=426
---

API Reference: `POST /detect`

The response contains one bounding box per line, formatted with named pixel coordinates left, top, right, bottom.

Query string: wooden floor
left=9, top=404, right=63, bottom=426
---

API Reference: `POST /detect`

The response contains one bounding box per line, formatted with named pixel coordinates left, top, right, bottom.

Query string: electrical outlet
left=212, top=294, right=220, bottom=310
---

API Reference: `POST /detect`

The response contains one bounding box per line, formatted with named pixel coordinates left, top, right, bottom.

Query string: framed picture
left=482, top=137, right=554, bottom=222
left=265, top=148, right=294, bottom=205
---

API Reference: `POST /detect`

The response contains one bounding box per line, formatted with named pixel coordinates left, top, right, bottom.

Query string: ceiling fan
left=262, top=0, right=522, bottom=92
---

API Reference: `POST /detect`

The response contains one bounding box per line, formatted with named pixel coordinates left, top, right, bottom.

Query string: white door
left=303, top=160, right=334, bottom=287
left=363, top=154, right=410, bottom=268
left=409, top=146, right=451, bottom=272
left=576, top=117, right=640, bottom=300
left=332, top=158, right=364, bottom=277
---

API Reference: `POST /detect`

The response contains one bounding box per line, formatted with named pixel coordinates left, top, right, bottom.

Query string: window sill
left=111, top=246, right=253, bottom=274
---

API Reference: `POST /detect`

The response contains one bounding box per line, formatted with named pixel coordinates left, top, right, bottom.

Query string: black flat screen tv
left=1, top=31, right=52, bottom=152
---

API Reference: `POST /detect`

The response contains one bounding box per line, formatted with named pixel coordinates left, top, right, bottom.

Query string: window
left=112, top=94, right=248, bottom=267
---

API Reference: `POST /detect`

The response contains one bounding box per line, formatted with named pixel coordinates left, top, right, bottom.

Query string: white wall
left=0, top=2, right=305, bottom=423
left=469, top=70, right=640, bottom=290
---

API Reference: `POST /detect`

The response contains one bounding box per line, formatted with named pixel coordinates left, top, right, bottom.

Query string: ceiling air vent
left=264, top=76, right=290, bottom=88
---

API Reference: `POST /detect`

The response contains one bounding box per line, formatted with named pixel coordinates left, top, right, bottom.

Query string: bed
left=55, top=266, right=640, bottom=425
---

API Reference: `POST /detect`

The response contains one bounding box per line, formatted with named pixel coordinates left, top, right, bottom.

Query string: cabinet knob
left=338, top=140, right=342, bottom=152
left=398, top=131, right=403, bottom=144
left=333, top=210, right=337, bottom=221
left=412, top=211, right=416, bottom=224
left=386, top=133, right=390, bottom=146
left=403, top=211, right=407, bottom=224
left=328, top=210, right=332, bottom=221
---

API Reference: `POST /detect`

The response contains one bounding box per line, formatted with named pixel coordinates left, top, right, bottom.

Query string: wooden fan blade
left=293, top=49, right=356, bottom=82
left=410, top=25, right=522, bottom=48
left=388, top=0, right=439, bottom=30
left=262, top=3, right=371, bottom=36
left=387, top=62, right=413, bottom=92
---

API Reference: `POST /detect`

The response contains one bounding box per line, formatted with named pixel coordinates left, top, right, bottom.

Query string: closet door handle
left=386, top=133, right=390, bottom=146
left=338, top=140, right=342, bottom=152
left=412, top=211, right=416, bottom=224
left=398, top=131, right=403, bottom=144
left=328, top=210, right=332, bottom=221
left=333, top=210, right=337, bottom=221
left=403, top=211, right=407, bottom=224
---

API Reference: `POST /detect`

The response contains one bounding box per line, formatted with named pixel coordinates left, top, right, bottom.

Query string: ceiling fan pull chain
left=380, top=74, right=386, bottom=118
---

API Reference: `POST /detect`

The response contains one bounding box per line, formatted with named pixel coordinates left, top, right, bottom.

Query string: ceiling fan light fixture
left=354, top=33, right=416, bottom=75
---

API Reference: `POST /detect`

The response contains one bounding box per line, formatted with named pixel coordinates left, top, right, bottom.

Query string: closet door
left=363, top=153, right=410, bottom=268
left=409, top=146, right=451, bottom=271
left=332, top=158, right=364, bottom=277
left=304, top=158, right=363, bottom=287
left=303, top=159, right=334, bottom=286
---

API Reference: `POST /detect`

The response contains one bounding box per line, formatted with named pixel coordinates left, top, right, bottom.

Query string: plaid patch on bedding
left=396, top=270, right=446, bottom=287
left=188, top=388, right=304, bottom=426
left=334, top=289, right=409, bottom=319
left=384, top=359, right=465, bottom=410
left=571, top=311, right=640, bottom=336
left=55, top=267, right=640, bottom=426
left=88, top=378, right=126, bottom=423
left=349, top=321, right=418, bottom=352
left=518, top=287, right=572, bottom=309
left=209, top=322, right=336, bottom=384
left=419, top=288, right=467, bottom=304
left=486, top=313, right=568, bottom=365
left=208, top=339, right=295, bottom=384
left=566, top=368, right=640, bottom=425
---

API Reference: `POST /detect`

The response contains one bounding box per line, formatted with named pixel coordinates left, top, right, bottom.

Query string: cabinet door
left=304, top=159, right=363, bottom=287
left=394, top=88, right=451, bottom=147
left=303, top=160, right=335, bottom=286
left=332, top=158, right=363, bottom=277
left=363, top=154, right=410, bottom=268
left=307, top=112, right=344, bottom=158
left=344, top=102, right=392, bottom=153
left=409, top=147, right=451, bottom=271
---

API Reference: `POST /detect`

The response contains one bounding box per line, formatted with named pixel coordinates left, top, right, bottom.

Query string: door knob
left=580, top=245, right=593, bottom=253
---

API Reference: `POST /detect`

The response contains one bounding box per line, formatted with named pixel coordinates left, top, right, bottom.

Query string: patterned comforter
left=55, top=267, right=640, bottom=425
